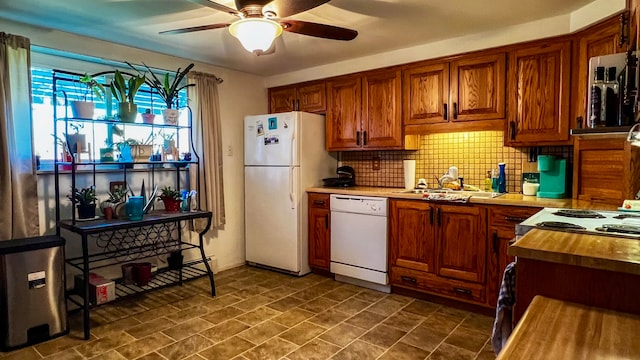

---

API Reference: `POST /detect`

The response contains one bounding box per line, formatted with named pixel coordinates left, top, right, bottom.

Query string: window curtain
left=0, top=33, right=39, bottom=239
left=188, top=71, right=225, bottom=230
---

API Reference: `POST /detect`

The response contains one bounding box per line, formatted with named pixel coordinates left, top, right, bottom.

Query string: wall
left=0, top=18, right=268, bottom=273
left=340, top=131, right=573, bottom=194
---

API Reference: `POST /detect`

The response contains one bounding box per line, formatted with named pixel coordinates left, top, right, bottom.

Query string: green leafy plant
left=127, top=62, right=195, bottom=109
left=106, top=187, right=127, bottom=203
left=110, top=70, right=146, bottom=103
left=67, top=186, right=97, bottom=206
left=157, top=186, right=181, bottom=201
left=79, top=73, right=105, bottom=101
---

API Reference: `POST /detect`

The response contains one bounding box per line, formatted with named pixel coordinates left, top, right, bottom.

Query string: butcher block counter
left=509, top=228, right=640, bottom=275
left=306, top=186, right=618, bottom=210
left=509, top=228, right=640, bottom=321
left=497, top=296, right=640, bottom=360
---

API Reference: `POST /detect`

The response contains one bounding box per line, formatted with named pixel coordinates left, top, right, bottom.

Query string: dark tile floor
left=0, top=266, right=497, bottom=360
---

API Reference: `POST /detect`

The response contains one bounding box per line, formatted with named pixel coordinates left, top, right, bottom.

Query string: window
left=32, top=66, right=190, bottom=164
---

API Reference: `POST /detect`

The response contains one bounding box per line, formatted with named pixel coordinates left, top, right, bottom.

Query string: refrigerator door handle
left=289, top=166, right=295, bottom=209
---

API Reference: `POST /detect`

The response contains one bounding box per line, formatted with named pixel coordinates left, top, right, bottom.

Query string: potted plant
left=66, top=123, right=86, bottom=156
left=141, top=109, right=155, bottom=124
left=157, top=186, right=182, bottom=212
left=68, top=186, right=97, bottom=219
left=110, top=70, right=146, bottom=123
left=128, top=62, right=195, bottom=125
left=71, top=73, right=105, bottom=119
left=101, top=186, right=128, bottom=219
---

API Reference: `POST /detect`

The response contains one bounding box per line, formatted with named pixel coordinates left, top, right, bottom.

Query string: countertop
left=497, top=296, right=640, bottom=360
left=508, top=228, right=640, bottom=275
left=306, top=186, right=618, bottom=209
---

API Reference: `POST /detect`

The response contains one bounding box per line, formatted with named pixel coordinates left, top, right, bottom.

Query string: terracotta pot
left=161, top=197, right=181, bottom=212
left=141, top=113, right=155, bottom=124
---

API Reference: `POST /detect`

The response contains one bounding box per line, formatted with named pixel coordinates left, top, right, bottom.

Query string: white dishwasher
left=330, top=194, right=389, bottom=292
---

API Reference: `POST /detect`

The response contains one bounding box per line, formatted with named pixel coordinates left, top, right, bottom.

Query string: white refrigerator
left=244, top=112, right=336, bottom=276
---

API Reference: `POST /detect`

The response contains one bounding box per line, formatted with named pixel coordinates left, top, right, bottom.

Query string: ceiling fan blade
left=281, top=20, right=357, bottom=41
left=263, top=0, right=330, bottom=17
left=186, top=0, right=240, bottom=16
left=159, top=23, right=230, bottom=35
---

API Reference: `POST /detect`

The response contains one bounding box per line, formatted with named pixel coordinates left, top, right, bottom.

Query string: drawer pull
left=313, top=200, right=326, bottom=206
left=401, top=276, right=417, bottom=284
left=453, top=287, right=472, bottom=296
left=504, top=216, right=527, bottom=223
left=325, top=214, right=329, bottom=229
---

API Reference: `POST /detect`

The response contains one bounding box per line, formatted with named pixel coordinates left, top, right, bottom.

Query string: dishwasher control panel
left=330, top=195, right=388, bottom=216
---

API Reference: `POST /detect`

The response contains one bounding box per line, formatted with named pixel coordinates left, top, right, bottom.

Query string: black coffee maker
left=322, top=166, right=355, bottom=187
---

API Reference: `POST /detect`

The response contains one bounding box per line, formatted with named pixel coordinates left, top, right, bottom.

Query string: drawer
left=489, top=206, right=540, bottom=228
left=308, top=193, right=330, bottom=209
left=391, top=266, right=485, bottom=304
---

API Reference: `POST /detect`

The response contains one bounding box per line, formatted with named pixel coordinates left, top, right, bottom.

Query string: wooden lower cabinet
left=389, top=199, right=488, bottom=305
left=308, top=193, right=331, bottom=270
left=486, top=206, right=541, bottom=307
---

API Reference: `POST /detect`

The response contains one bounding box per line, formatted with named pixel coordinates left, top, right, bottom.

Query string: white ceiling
left=0, top=0, right=597, bottom=76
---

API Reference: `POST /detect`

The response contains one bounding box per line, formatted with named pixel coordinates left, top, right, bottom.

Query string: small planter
left=130, top=145, right=153, bottom=162
left=99, top=147, right=114, bottom=162
left=141, top=112, right=155, bottom=124
left=161, top=197, right=181, bottom=212
left=119, top=102, right=138, bottom=123
left=70, top=100, right=95, bottom=119
left=163, top=109, right=179, bottom=125
left=167, top=251, right=183, bottom=270
left=77, top=204, right=96, bottom=219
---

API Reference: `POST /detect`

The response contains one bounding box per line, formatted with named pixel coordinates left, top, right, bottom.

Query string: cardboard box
left=74, top=273, right=115, bottom=305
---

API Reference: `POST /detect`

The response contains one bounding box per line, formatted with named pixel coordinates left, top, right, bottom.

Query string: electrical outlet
left=372, top=156, right=381, bottom=170
left=226, top=144, right=233, bottom=156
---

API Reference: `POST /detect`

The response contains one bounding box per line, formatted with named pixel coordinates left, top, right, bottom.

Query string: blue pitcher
left=125, top=196, right=145, bottom=221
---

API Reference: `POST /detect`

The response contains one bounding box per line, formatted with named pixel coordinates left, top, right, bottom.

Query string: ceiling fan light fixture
left=229, top=18, right=283, bottom=53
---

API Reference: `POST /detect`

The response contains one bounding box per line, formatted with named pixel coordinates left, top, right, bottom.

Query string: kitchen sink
left=394, top=189, right=504, bottom=198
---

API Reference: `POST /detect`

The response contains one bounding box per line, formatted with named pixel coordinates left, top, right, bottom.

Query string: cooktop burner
left=536, top=221, right=587, bottom=230
left=552, top=209, right=605, bottom=219
left=595, top=224, right=640, bottom=235
left=612, top=214, right=640, bottom=220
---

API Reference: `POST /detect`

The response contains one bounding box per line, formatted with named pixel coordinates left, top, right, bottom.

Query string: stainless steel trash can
left=0, top=235, right=67, bottom=351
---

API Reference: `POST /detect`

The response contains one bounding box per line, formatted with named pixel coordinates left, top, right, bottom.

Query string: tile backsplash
left=339, top=131, right=572, bottom=194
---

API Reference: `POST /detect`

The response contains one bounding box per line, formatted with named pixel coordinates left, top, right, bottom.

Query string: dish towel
left=492, top=261, right=516, bottom=355
left=422, top=193, right=470, bottom=203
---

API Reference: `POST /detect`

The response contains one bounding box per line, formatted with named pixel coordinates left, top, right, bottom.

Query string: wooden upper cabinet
left=298, top=82, right=326, bottom=113
left=450, top=52, right=506, bottom=122
left=403, top=63, right=450, bottom=125
left=389, top=200, right=436, bottom=273
left=435, top=205, right=486, bottom=283
left=268, top=81, right=326, bottom=114
left=326, top=76, right=362, bottom=150
left=573, top=14, right=628, bottom=127
left=505, top=39, right=572, bottom=146
left=362, top=69, right=403, bottom=148
left=269, top=87, right=297, bottom=113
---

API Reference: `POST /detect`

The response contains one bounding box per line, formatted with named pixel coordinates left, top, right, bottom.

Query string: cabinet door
left=389, top=200, right=436, bottom=273
left=269, top=86, right=296, bottom=113
left=308, top=209, right=330, bottom=270
left=573, top=15, right=627, bottom=127
left=435, top=205, right=486, bottom=283
left=362, top=69, right=403, bottom=148
left=326, top=76, right=362, bottom=150
left=298, top=82, right=326, bottom=114
left=450, top=52, right=506, bottom=122
left=402, top=63, right=450, bottom=125
left=506, top=40, right=571, bottom=145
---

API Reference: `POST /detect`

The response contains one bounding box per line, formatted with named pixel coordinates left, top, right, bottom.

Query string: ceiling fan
left=160, top=0, right=358, bottom=54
